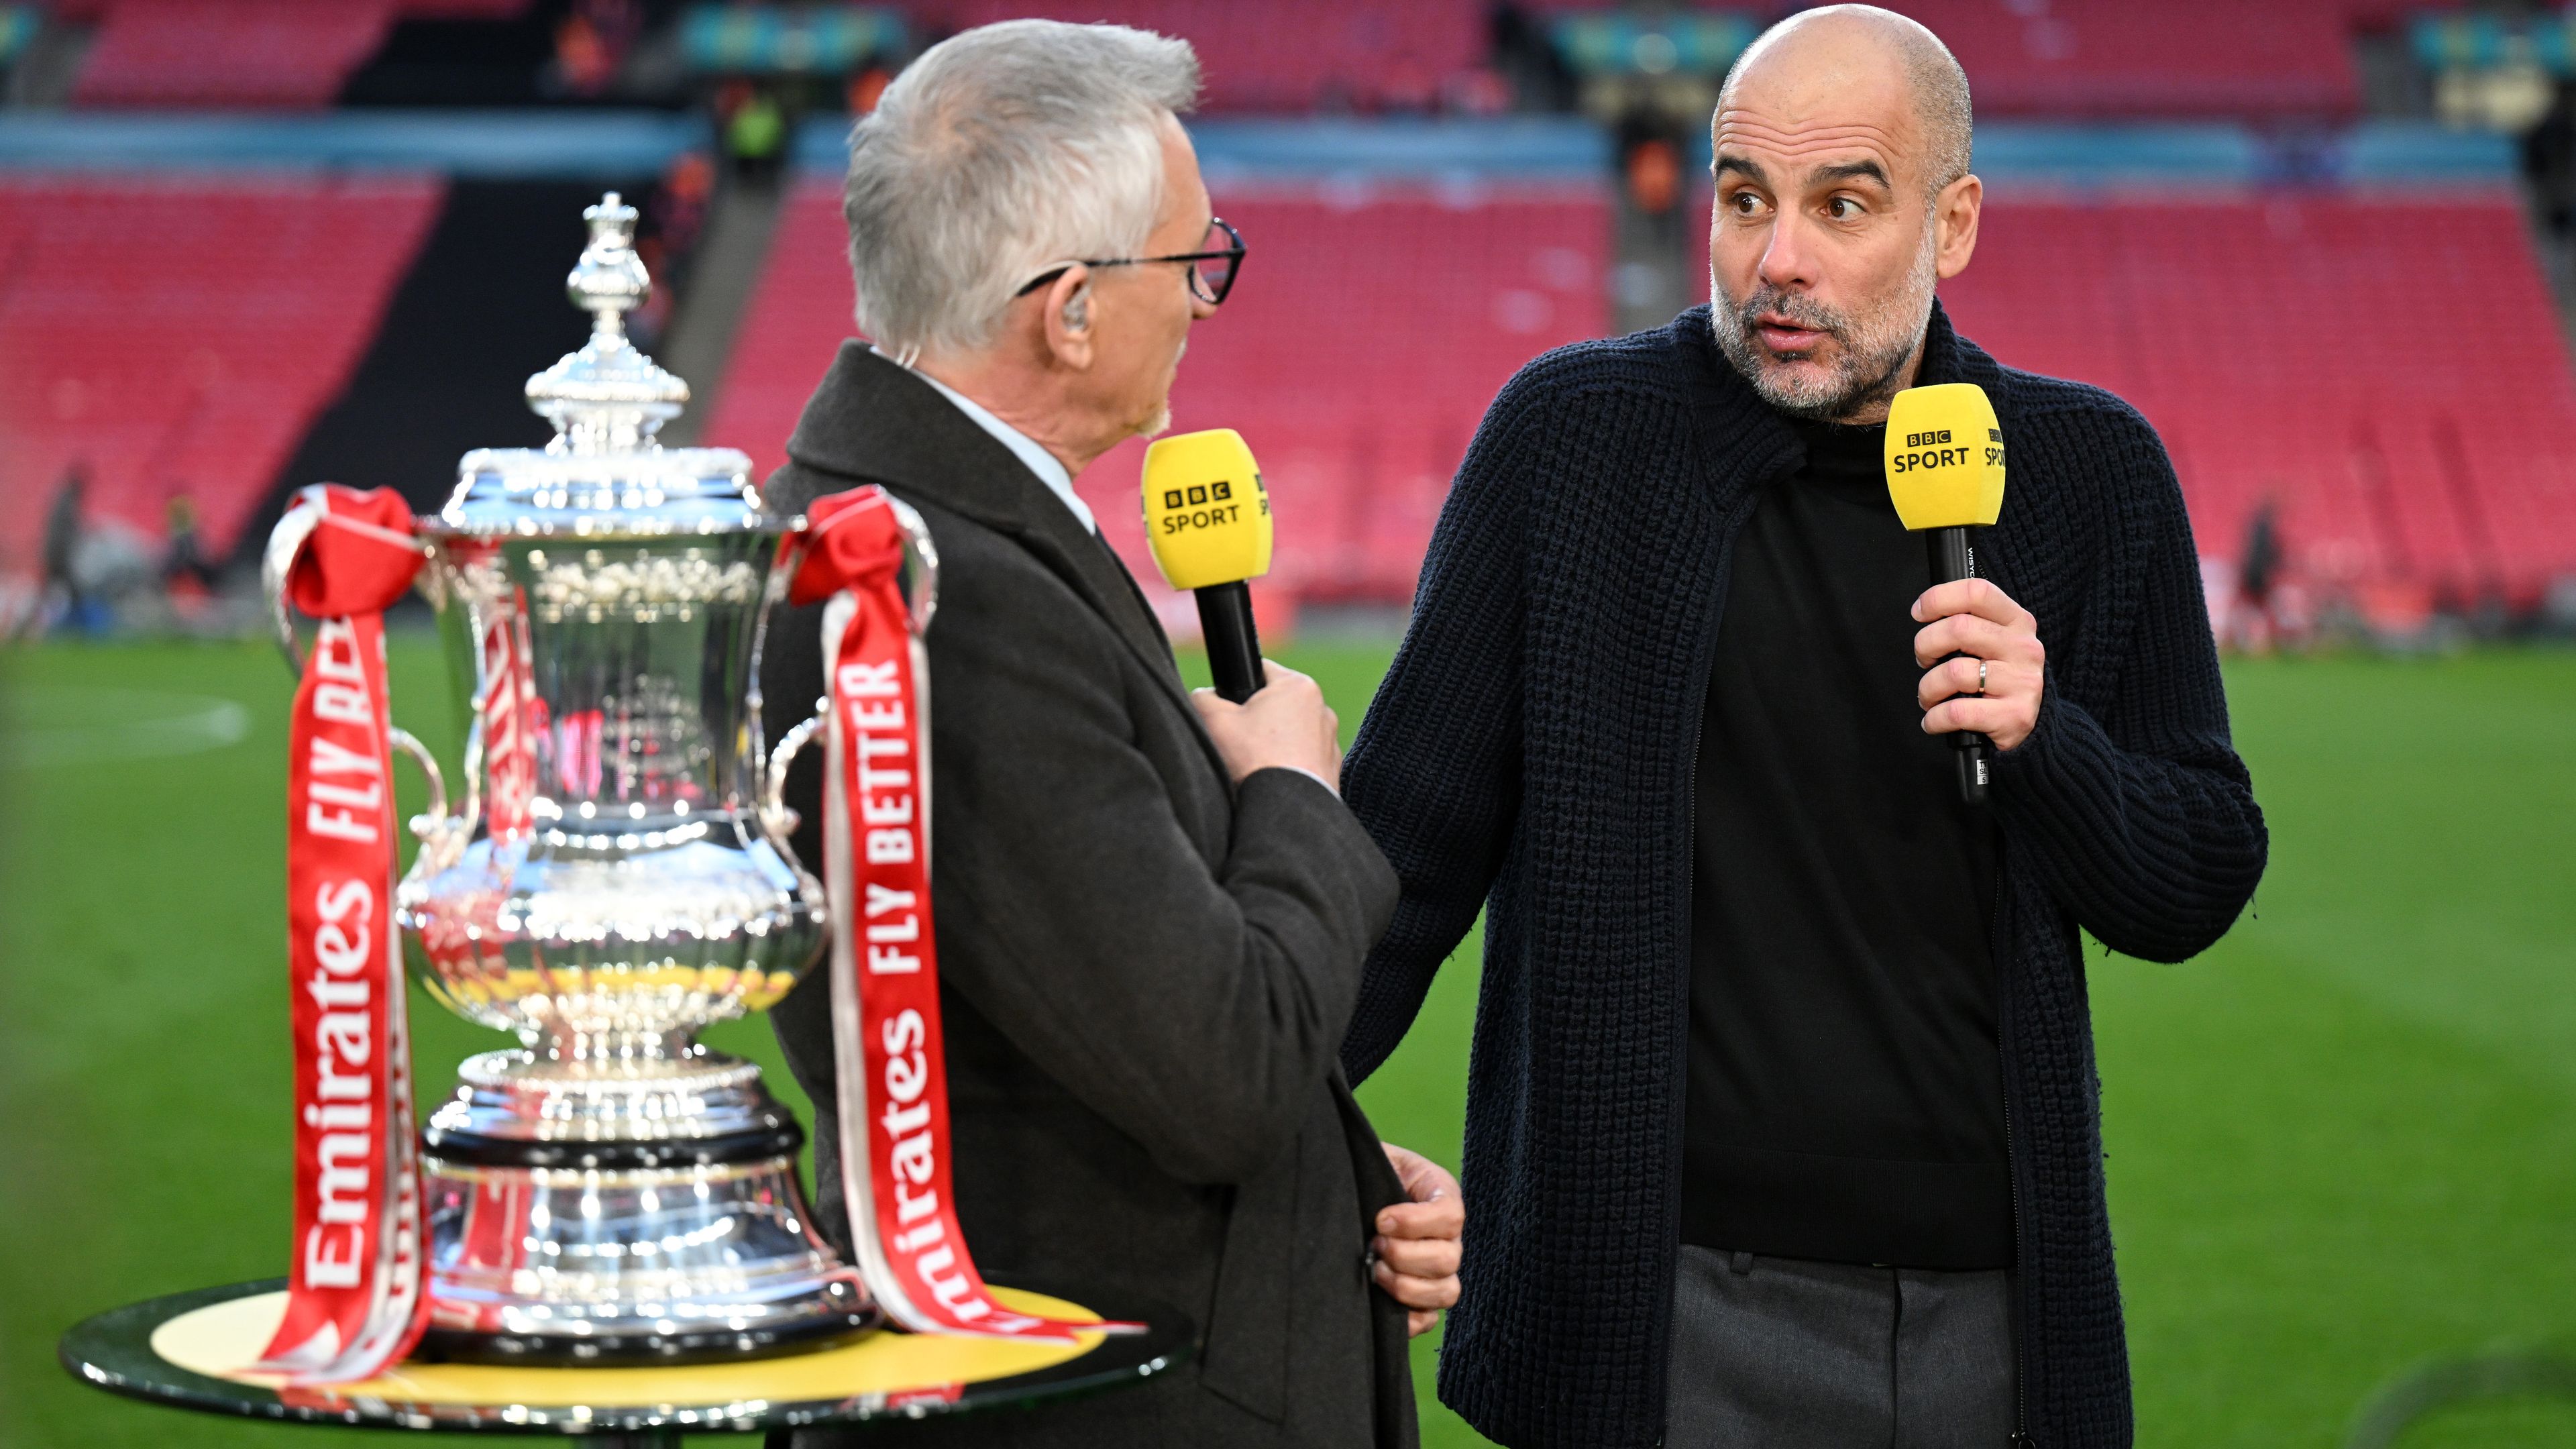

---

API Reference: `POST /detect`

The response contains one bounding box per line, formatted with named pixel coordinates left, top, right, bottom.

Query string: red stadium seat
left=706, top=176, right=1611, bottom=603
left=894, top=1, right=1488, bottom=113
left=0, top=176, right=443, bottom=564
left=1868, top=0, right=2361, bottom=120
left=1943, top=193, right=2576, bottom=600
left=392, top=0, right=533, bottom=15
left=1695, top=188, right=2576, bottom=600
left=48, top=0, right=526, bottom=15
left=73, top=0, right=403, bottom=109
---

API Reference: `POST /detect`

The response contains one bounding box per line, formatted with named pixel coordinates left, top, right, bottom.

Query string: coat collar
left=1676, top=297, right=2010, bottom=499
left=1674, top=305, right=1800, bottom=509
left=786, top=339, right=1055, bottom=535
left=782, top=341, right=1205, bottom=732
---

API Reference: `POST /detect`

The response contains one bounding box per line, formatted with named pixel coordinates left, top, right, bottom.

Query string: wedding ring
left=1977, top=659, right=1990, bottom=695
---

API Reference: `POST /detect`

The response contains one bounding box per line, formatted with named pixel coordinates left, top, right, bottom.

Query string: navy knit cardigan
left=1340, top=304, right=2267, bottom=1448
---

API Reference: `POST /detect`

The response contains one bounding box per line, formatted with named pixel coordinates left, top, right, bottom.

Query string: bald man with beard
left=1336, top=9, right=2266, bottom=1448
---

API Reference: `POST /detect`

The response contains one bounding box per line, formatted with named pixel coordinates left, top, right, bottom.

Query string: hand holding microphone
left=1911, top=578, right=2044, bottom=757
left=1144, top=428, right=1274, bottom=701
left=1187, top=661, right=1343, bottom=789
left=1884, top=383, right=2045, bottom=803
left=1144, top=429, right=1342, bottom=788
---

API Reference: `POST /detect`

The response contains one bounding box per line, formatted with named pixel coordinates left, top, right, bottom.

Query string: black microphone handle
left=1195, top=580, right=1267, bottom=704
left=1926, top=526, right=1993, bottom=806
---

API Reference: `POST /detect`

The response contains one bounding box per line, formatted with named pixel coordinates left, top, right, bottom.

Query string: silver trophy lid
left=432, top=193, right=768, bottom=538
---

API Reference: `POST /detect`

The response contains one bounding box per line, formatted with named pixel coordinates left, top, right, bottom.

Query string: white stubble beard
left=1711, top=221, right=1941, bottom=421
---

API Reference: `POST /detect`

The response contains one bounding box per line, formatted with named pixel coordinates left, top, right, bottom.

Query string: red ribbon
left=464, top=540, right=537, bottom=844
left=407, top=540, right=533, bottom=1043
left=786, top=488, right=1110, bottom=1342
left=254, top=484, right=433, bottom=1384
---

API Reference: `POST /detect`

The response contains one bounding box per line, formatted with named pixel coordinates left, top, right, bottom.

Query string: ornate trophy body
left=394, top=196, right=875, bottom=1362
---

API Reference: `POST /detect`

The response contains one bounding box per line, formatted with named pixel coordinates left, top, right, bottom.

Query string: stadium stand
left=694, top=179, right=859, bottom=484
left=2410, top=9, right=2576, bottom=74
left=1692, top=189, right=2576, bottom=604
left=70, top=1, right=402, bottom=109
left=706, top=176, right=1610, bottom=602
left=264, top=177, right=663, bottom=542
left=1866, top=0, right=2363, bottom=120
left=9, top=0, right=2574, bottom=625
left=680, top=5, right=909, bottom=78
left=0, top=174, right=443, bottom=561
left=0, top=5, right=38, bottom=68
left=62, top=0, right=529, bottom=109
left=1951, top=193, right=2576, bottom=605
left=339, top=0, right=559, bottom=109
left=394, top=0, right=534, bottom=16
left=897, top=1, right=1489, bottom=113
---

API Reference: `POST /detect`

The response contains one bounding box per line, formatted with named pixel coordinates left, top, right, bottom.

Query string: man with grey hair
left=1340, top=7, right=2263, bottom=1448
left=760, top=19, right=1460, bottom=1449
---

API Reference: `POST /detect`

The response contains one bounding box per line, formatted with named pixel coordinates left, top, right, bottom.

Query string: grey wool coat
left=759, top=342, right=1417, bottom=1449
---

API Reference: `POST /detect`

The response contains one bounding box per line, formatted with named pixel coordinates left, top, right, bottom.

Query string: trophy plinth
left=396, top=194, right=871, bottom=1363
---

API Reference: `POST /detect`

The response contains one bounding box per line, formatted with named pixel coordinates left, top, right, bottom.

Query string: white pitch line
left=0, top=686, right=254, bottom=769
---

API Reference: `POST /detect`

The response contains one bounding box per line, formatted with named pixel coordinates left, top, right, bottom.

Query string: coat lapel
left=782, top=342, right=1224, bottom=772
left=1675, top=308, right=1807, bottom=511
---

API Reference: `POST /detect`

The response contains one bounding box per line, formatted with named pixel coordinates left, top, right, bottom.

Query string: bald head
left=1721, top=5, right=1972, bottom=199
left=1701, top=5, right=1983, bottom=421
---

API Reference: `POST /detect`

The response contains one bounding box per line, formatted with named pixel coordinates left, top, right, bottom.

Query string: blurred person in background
left=847, top=63, right=892, bottom=116
left=757, top=21, right=1460, bottom=1449
left=1619, top=113, right=1686, bottom=231
left=160, top=492, right=213, bottom=601
left=551, top=0, right=638, bottom=97
left=40, top=464, right=90, bottom=635
left=1339, top=8, right=2267, bottom=1448
left=2521, top=76, right=2576, bottom=238
left=2233, top=498, right=2284, bottom=653
left=721, top=82, right=787, bottom=183
left=653, top=150, right=714, bottom=259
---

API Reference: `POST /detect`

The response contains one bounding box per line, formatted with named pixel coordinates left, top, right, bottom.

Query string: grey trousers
left=1663, top=1246, right=2017, bottom=1448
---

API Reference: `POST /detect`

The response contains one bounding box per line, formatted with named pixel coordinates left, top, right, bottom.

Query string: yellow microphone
left=1884, top=382, right=2008, bottom=804
left=1142, top=428, right=1275, bottom=702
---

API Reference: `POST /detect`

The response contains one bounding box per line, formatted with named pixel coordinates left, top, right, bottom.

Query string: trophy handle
left=389, top=728, right=466, bottom=872
left=752, top=493, right=933, bottom=873
left=260, top=502, right=327, bottom=676
left=884, top=492, right=940, bottom=633
left=260, top=504, right=468, bottom=869
left=759, top=706, right=828, bottom=868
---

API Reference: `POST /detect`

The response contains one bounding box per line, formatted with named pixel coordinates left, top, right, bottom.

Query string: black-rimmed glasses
left=1014, top=217, right=1245, bottom=307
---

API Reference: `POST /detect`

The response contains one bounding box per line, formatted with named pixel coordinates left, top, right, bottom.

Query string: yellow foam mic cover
left=1883, top=382, right=2006, bottom=531
left=1141, top=428, right=1273, bottom=590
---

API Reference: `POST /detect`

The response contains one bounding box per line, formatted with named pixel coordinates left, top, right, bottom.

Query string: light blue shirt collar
left=873, top=359, right=1329, bottom=794
left=889, top=354, right=1097, bottom=534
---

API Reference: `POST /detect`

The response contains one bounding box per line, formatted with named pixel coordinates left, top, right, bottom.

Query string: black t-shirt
left=1682, top=415, right=2011, bottom=1271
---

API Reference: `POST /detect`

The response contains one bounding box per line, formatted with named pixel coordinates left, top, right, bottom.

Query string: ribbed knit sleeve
left=1338, top=382, right=1533, bottom=1084
left=1990, top=406, right=2268, bottom=963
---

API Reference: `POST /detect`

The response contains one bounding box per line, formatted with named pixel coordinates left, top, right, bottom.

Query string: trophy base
left=415, top=1280, right=875, bottom=1368
left=419, top=1049, right=879, bottom=1365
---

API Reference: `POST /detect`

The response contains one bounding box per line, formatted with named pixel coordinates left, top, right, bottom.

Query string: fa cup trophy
left=268, top=194, right=885, bottom=1364
left=56, top=189, right=1159, bottom=1434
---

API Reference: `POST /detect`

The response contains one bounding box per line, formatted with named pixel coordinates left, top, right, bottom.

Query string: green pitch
left=3, top=638, right=2571, bottom=1447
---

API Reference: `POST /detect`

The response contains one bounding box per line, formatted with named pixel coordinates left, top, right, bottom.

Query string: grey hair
left=1723, top=5, right=1972, bottom=199
left=842, top=19, right=1200, bottom=359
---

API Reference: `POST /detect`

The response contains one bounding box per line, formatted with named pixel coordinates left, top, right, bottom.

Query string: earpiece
left=1062, top=286, right=1091, bottom=331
